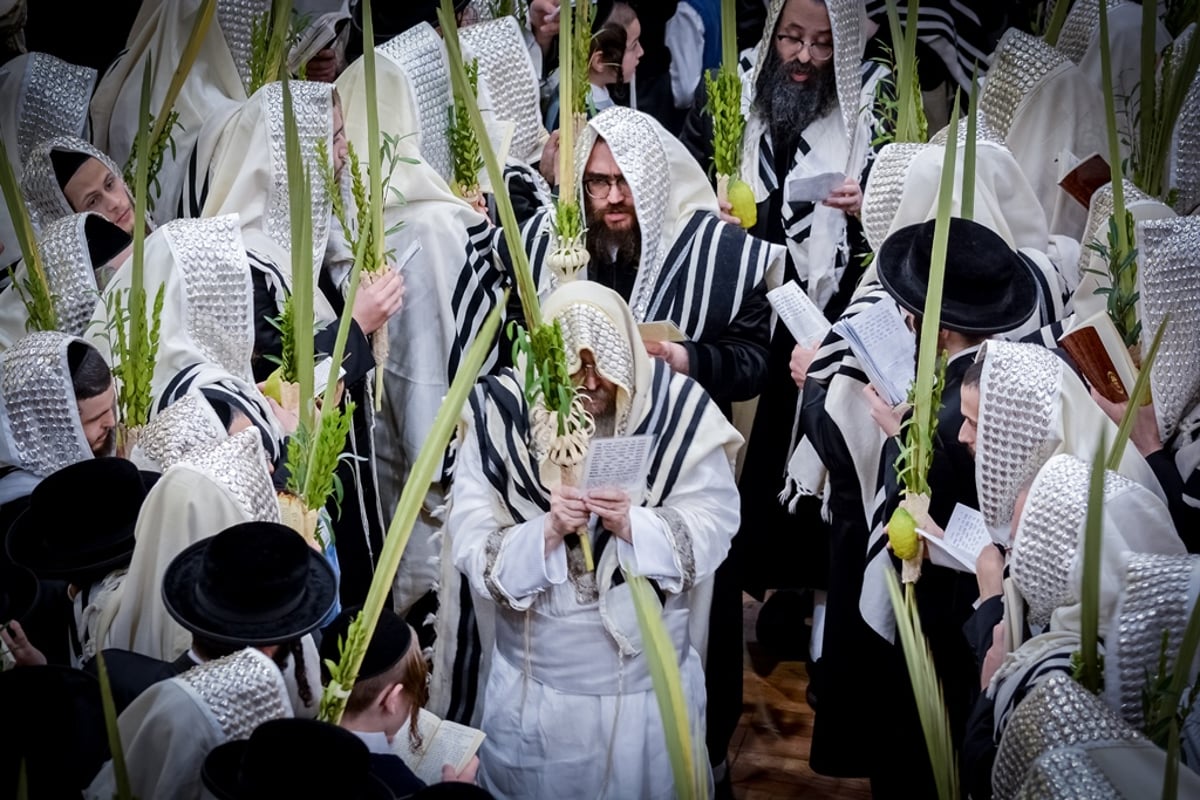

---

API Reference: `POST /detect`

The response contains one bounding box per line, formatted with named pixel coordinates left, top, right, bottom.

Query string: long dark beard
left=754, top=45, right=838, bottom=155
left=585, top=203, right=642, bottom=267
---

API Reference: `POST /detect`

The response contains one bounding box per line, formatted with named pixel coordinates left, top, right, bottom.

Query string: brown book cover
left=1060, top=153, right=1112, bottom=208
left=1060, top=325, right=1131, bottom=403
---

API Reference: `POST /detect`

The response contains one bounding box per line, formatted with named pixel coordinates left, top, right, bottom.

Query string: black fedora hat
left=162, top=521, right=337, bottom=647
left=6, top=458, right=153, bottom=584
left=877, top=217, right=1039, bottom=336
left=202, top=718, right=392, bottom=800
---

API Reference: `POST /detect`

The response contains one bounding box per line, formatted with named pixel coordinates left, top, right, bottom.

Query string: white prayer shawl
left=85, top=648, right=294, bottom=800
left=198, top=80, right=338, bottom=323
left=99, top=429, right=282, bottom=661
left=738, top=0, right=887, bottom=307
left=88, top=215, right=285, bottom=461
left=0, top=52, right=96, bottom=268
left=1169, top=24, right=1200, bottom=216
left=89, top=0, right=263, bottom=225
left=979, top=28, right=1108, bottom=241
left=974, top=340, right=1166, bottom=543
left=336, top=43, right=497, bottom=611
left=988, top=455, right=1184, bottom=738
left=447, top=283, right=741, bottom=798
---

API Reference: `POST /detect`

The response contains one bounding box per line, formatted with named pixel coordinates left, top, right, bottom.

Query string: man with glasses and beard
left=680, top=0, right=889, bottom=778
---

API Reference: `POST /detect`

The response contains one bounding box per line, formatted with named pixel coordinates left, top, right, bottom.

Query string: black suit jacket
left=84, top=649, right=197, bottom=713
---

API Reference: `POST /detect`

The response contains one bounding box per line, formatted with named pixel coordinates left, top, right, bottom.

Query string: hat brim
left=161, top=537, right=337, bottom=647
left=202, top=739, right=393, bottom=800
left=6, top=507, right=136, bottom=581
left=877, top=225, right=1040, bottom=336
left=4, top=470, right=158, bottom=581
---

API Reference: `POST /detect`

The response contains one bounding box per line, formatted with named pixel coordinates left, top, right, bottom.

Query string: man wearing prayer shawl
left=449, top=282, right=742, bottom=799
left=0, top=51, right=95, bottom=272
left=679, top=0, right=887, bottom=709
left=504, top=103, right=779, bottom=775
left=966, top=455, right=1185, bottom=798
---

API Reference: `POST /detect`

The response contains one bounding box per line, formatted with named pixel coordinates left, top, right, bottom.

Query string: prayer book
left=831, top=300, right=915, bottom=407
left=638, top=320, right=688, bottom=343
left=582, top=434, right=655, bottom=505
left=1058, top=311, right=1138, bottom=403
left=288, top=13, right=348, bottom=74
left=393, top=708, right=486, bottom=785
left=1058, top=152, right=1111, bottom=208
left=917, top=504, right=992, bottom=574
left=767, top=280, right=831, bottom=346
left=785, top=171, right=846, bottom=204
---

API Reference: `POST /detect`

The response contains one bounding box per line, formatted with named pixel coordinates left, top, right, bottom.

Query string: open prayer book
left=917, top=504, right=991, bottom=574
left=831, top=300, right=915, bottom=407
left=582, top=434, right=654, bottom=505
left=288, top=13, right=348, bottom=74
left=1058, top=311, right=1138, bottom=403
left=392, top=708, right=486, bottom=785
left=767, top=281, right=831, bottom=346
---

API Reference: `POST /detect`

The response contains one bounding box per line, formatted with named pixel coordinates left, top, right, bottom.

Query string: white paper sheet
left=831, top=299, right=915, bottom=406
left=918, top=504, right=992, bottom=573
left=766, top=281, right=831, bottom=345
left=581, top=434, right=654, bottom=505
left=785, top=171, right=846, bottom=204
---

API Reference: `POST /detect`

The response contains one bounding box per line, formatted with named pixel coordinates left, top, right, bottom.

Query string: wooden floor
left=729, top=595, right=872, bottom=800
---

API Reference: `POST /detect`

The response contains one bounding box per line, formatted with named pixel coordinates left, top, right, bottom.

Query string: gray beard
left=592, top=410, right=616, bottom=438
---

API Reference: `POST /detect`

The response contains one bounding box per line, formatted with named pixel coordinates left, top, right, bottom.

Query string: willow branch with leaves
left=109, top=59, right=166, bottom=453
left=547, top=0, right=593, bottom=280
left=886, top=97, right=962, bottom=583
left=247, top=0, right=296, bottom=94
left=439, top=0, right=596, bottom=569
left=875, top=0, right=928, bottom=146
left=449, top=59, right=486, bottom=204
left=0, top=136, right=56, bottom=332
left=122, top=0, right=217, bottom=211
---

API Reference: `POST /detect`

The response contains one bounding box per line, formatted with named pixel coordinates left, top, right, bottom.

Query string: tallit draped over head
left=738, top=0, right=883, bottom=307
left=20, top=136, right=129, bottom=229
left=987, top=458, right=1183, bottom=777
left=977, top=28, right=1106, bottom=240
left=100, top=428, right=281, bottom=661
left=91, top=215, right=284, bottom=461
left=570, top=107, right=778, bottom=340
left=89, top=0, right=267, bottom=225
left=0, top=331, right=94, bottom=478
left=0, top=52, right=96, bottom=267
left=200, top=80, right=337, bottom=323
left=973, top=341, right=1163, bottom=541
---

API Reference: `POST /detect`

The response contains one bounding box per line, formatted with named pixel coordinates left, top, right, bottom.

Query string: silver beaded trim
left=172, top=428, right=281, bottom=523
left=861, top=142, right=924, bottom=253
left=139, top=394, right=227, bottom=471
left=979, top=29, right=1070, bottom=141
left=1136, top=217, right=1200, bottom=440
left=555, top=301, right=635, bottom=397
left=460, top=16, right=545, bottom=165
left=1013, top=746, right=1122, bottom=800
left=21, top=135, right=126, bottom=228
left=1075, top=180, right=1152, bottom=282
left=1055, top=0, right=1121, bottom=64
left=176, top=647, right=291, bottom=741
left=1010, top=453, right=1134, bottom=628
left=578, top=107, right=671, bottom=322
left=1173, top=26, right=1199, bottom=215
left=35, top=212, right=102, bottom=337
left=976, top=341, right=1063, bottom=532
left=259, top=81, right=333, bottom=289
left=217, top=0, right=272, bottom=94
left=162, top=215, right=255, bottom=382
left=0, top=331, right=94, bottom=477
left=654, top=506, right=695, bottom=591
left=992, top=672, right=1142, bottom=800
left=377, top=23, right=454, bottom=183
left=1111, top=552, right=1195, bottom=728
left=12, top=52, right=95, bottom=165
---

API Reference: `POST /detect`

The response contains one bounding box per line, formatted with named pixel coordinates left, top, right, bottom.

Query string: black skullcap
left=319, top=605, right=412, bottom=683
left=50, top=148, right=91, bottom=191
left=83, top=214, right=131, bottom=267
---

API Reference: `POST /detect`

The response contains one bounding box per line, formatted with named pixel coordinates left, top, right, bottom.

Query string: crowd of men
left=1, top=0, right=1199, bottom=797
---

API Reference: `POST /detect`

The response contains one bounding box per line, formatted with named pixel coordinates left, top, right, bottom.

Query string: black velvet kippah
left=319, top=606, right=412, bottom=681
left=50, top=149, right=91, bottom=191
